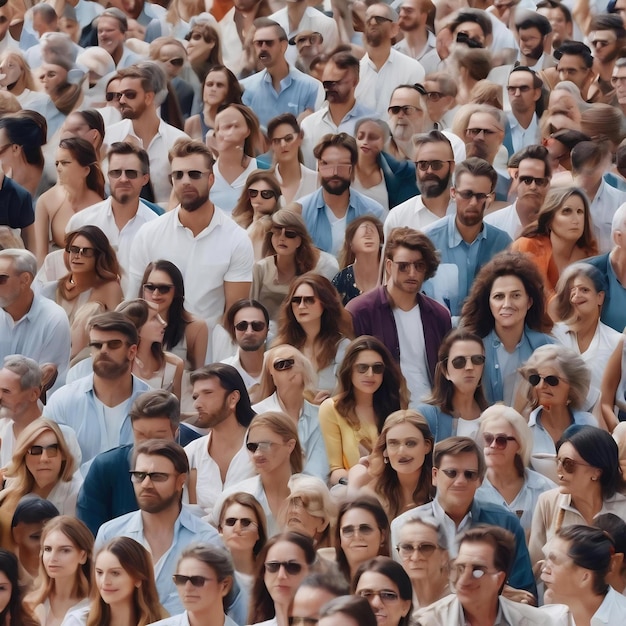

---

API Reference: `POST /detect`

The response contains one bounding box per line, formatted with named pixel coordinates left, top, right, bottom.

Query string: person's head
left=555, top=41, right=594, bottom=90
left=0, top=549, right=36, bottom=625
left=184, top=19, right=222, bottom=73
left=129, top=389, right=180, bottom=443
left=515, top=11, right=552, bottom=62
left=60, top=109, right=105, bottom=151
left=56, top=137, right=105, bottom=198
left=106, top=141, right=150, bottom=205
left=355, top=118, right=389, bottom=162
left=589, top=13, right=626, bottom=64
left=291, top=573, right=350, bottom=626
left=322, top=51, right=360, bottom=105
left=387, top=84, right=426, bottom=143
left=252, top=18, right=288, bottom=69
left=352, top=557, right=412, bottom=626
left=364, top=3, right=399, bottom=48
left=0, top=355, right=41, bottom=421
left=201, top=65, right=243, bottom=111
left=318, top=596, right=378, bottom=626
left=96, top=8, right=127, bottom=58
left=461, top=106, right=505, bottom=163
left=512, top=144, right=551, bottom=221
left=168, top=138, right=215, bottom=212
left=64, top=224, right=119, bottom=283
left=214, top=103, right=262, bottom=158
left=411, top=130, right=455, bottom=199
left=116, top=61, right=167, bottom=120
left=552, top=262, right=606, bottom=325
left=314, top=133, right=358, bottom=196
left=581, top=104, right=624, bottom=149
left=595, top=513, right=626, bottom=590
left=612, top=57, right=626, bottom=104
left=537, top=0, right=573, bottom=49
left=612, top=201, right=626, bottom=249
left=337, top=215, right=384, bottom=270
left=32, top=4, right=58, bottom=37
left=267, top=113, right=304, bottom=165
left=507, top=67, right=544, bottom=118
left=88, top=311, right=139, bottom=380
left=572, top=141, right=612, bottom=189
left=398, top=0, right=435, bottom=33
left=190, top=364, right=255, bottom=430
left=543, top=128, right=589, bottom=172
left=451, top=157, right=497, bottom=229
left=225, top=298, right=270, bottom=350
left=448, top=8, right=492, bottom=48
left=0, top=112, right=46, bottom=170
left=0, top=51, right=36, bottom=93
left=217, top=492, right=268, bottom=561
left=422, top=72, right=457, bottom=123
left=454, top=47, right=492, bottom=84
left=0, top=248, right=38, bottom=311
left=148, top=36, right=187, bottom=79
left=232, top=170, right=281, bottom=228
left=291, top=30, right=324, bottom=69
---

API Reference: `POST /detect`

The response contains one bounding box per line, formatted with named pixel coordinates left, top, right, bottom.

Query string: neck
left=513, top=108, right=535, bottom=129
left=277, top=387, right=304, bottom=419
left=413, top=575, right=448, bottom=608
left=463, top=601, right=499, bottom=626
left=189, top=608, right=225, bottom=626
left=563, top=592, right=606, bottom=626
left=387, top=284, right=419, bottom=312
left=268, top=61, right=290, bottom=85
left=275, top=253, right=296, bottom=273
left=130, top=109, right=160, bottom=141
left=286, top=1, right=307, bottom=27
left=322, top=189, right=350, bottom=214
left=353, top=387, right=374, bottom=406
left=403, top=28, right=427, bottom=50
left=177, top=204, right=214, bottom=237
left=51, top=577, right=80, bottom=602
left=391, top=136, right=413, bottom=160
left=219, top=145, right=249, bottom=165
left=570, top=486, right=605, bottom=524
left=108, top=602, right=137, bottom=626
left=367, top=43, right=392, bottom=69
left=212, top=414, right=247, bottom=444
left=442, top=499, right=472, bottom=526
left=577, top=177, right=601, bottom=201
left=301, top=318, right=322, bottom=342
left=515, top=197, right=541, bottom=227
left=487, top=463, right=522, bottom=487
left=494, top=323, right=524, bottom=351
left=451, top=390, right=478, bottom=418
left=273, top=602, right=291, bottom=626
left=455, top=218, right=483, bottom=244
left=141, top=502, right=181, bottom=535
left=550, top=232, right=577, bottom=259
left=228, top=546, right=256, bottom=575
left=260, top=463, right=293, bottom=492
left=3, top=290, right=34, bottom=322
left=276, top=159, right=301, bottom=180
left=539, top=403, right=572, bottom=427
left=111, top=195, right=140, bottom=226
left=423, top=192, right=451, bottom=217
left=328, top=97, right=356, bottom=125
left=92, top=372, right=133, bottom=407
left=237, top=348, right=265, bottom=378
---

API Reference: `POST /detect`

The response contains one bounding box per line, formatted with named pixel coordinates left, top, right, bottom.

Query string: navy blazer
left=379, top=151, right=419, bottom=208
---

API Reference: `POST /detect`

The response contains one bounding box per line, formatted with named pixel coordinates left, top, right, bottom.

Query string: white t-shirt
left=324, top=206, right=348, bottom=257
left=97, top=398, right=130, bottom=453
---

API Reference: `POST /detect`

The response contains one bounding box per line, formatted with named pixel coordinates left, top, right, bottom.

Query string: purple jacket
left=346, top=286, right=451, bottom=381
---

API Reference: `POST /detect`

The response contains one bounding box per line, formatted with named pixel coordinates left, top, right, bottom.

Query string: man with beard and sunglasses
left=588, top=13, right=626, bottom=101
left=129, top=139, right=253, bottom=328
left=297, top=133, right=385, bottom=256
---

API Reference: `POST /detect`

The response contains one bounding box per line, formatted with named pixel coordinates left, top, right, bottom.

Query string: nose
left=298, top=299, right=306, bottom=309
left=369, top=593, right=384, bottom=608
left=465, top=359, right=474, bottom=370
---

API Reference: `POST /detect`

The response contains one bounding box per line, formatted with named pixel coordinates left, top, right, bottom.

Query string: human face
left=158, top=44, right=186, bottom=79
left=264, top=541, right=310, bottom=609
left=568, top=275, right=604, bottom=319
left=254, top=26, right=285, bottom=68
left=90, top=329, right=136, bottom=380
left=422, top=80, right=454, bottom=123
left=142, top=269, right=176, bottom=314
left=555, top=441, right=601, bottom=497
left=355, top=571, right=410, bottom=626
left=0, top=367, right=36, bottom=421
left=612, top=64, right=626, bottom=104
left=515, top=159, right=549, bottom=222
left=291, top=283, right=323, bottom=326
left=203, top=70, right=229, bottom=107
left=575, top=157, right=609, bottom=191
left=186, top=28, right=216, bottom=66
left=220, top=502, right=260, bottom=554
left=292, top=585, right=339, bottom=626
left=109, top=153, right=148, bottom=205
left=42, top=530, right=87, bottom=582
left=39, top=63, right=67, bottom=95
left=233, top=306, right=267, bottom=352
left=284, top=495, right=326, bottom=538
left=25, top=430, right=64, bottom=493
left=385, top=422, right=431, bottom=476
left=270, top=123, right=301, bottom=164
left=61, top=113, right=95, bottom=145
left=118, top=77, right=149, bottom=120
left=549, top=193, right=585, bottom=244
left=60, top=16, right=81, bottom=43
left=171, top=154, right=213, bottom=212
left=590, top=30, right=619, bottom=63
left=387, top=88, right=425, bottom=141
left=131, top=417, right=175, bottom=444
left=270, top=347, right=305, bottom=392
left=453, top=21, right=485, bottom=46
left=95, top=551, right=138, bottom=608
left=0, top=572, right=10, bottom=616
left=489, top=275, right=533, bottom=334
left=215, top=107, right=250, bottom=151
left=451, top=173, right=492, bottom=228
left=192, top=376, right=233, bottom=429
left=247, top=425, right=295, bottom=475
left=531, top=363, right=570, bottom=410
left=0, top=257, right=24, bottom=309
left=465, top=113, right=503, bottom=161
left=540, top=536, right=580, bottom=600
left=364, top=5, right=396, bottom=47
left=106, top=78, right=122, bottom=111
left=397, top=521, right=447, bottom=582
left=357, top=121, right=385, bottom=160
left=548, top=90, right=581, bottom=124
left=444, top=340, right=485, bottom=396
left=322, top=62, right=356, bottom=104
left=319, top=145, right=353, bottom=196
left=350, top=220, right=380, bottom=256
left=398, top=0, right=423, bottom=32
left=97, top=16, right=125, bottom=56
left=518, top=27, right=545, bottom=61
left=386, top=246, right=428, bottom=295
left=0, top=55, right=22, bottom=89
left=351, top=349, right=385, bottom=396
left=557, top=54, right=591, bottom=90
left=139, top=306, right=167, bottom=345
left=339, top=508, right=383, bottom=569
left=132, top=452, right=185, bottom=513
left=433, top=452, right=481, bottom=516
left=248, top=179, right=277, bottom=218
left=507, top=71, right=541, bottom=116
left=175, top=558, right=229, bottom=614
left=480, top=417, right=520, bottom=472
left=543, top=8, right=572, bottom=48
left=55, top=147, right=89, bottom=187
left=413, top=142, right=453, bottom=198
left=271, top=223, right=302, bottom=256
left=67, top=232, right=97, bottom=274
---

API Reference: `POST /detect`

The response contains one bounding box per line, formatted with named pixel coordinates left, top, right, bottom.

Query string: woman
left=395, top=516, right=450, bottom=613
left=318, top=596, right=377, bottom=626
left=251, top=211, right=338, bottom=323
left=0, top=51, right=51, bottom=113
left=184, top=17, right=223, bottom=82
left=63, top=537, right=166, bottom=626
left=550, top=262, right=621, bottom=411
left=511, top=187, right=599, bottom=295
left=0, top=550, right=39, bottom=626
left=333, top=496, right=390, bottom=583
left=217, top=492, right=268, bottom=590
left=539, top=82, right=588, bottom=138
left=267, top=114, right=317, bottom=205
left=248, top=532, right=316, bottom=626
left=274, top=273, right=353, bottom=396
left=34, top=138, right=106, bottom=267
left=452, top=48, right=492, bottom=105
left=210, top=104, right=264, bottom=213
left=0, top=419, right=81, bottom=551
left=146, top=0, right=208, bottom=41
left=60, top=110, right=106, bottom=160
left=253, top=345, right=329, bottom=481
left=475, top=406, right=555, bottom=535
left=520, top=344, right=597, bottom=482
left=529, top=425, right=626, bottom=567
left=232, top=171, right=282, bottom=261
left=417, top=329, right=489, bottom=443
left=319, top=336, right=407, bottom=485
left=332, top=216, right=384, bottom=306
left=460, top=251, right=554, bottom=405
left=185, top=65, right=243, bottom=142
left=26, top=516, right=93, bottom=626
left=152, top=544, right=237, bottom=626
left=353, top=557, right=412, bottom=626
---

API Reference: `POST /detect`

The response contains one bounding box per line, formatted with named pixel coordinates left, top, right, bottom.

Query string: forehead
left=89, top=328, right=127, bottom=341
left=399, top=521, right=438, bottom=542
left=415, top=141, right=453, bottom=160
left=558, top=53, right=586, bottom=68
left=390, top=87, right=422, bottom=107
left=0, top=368, right=23, bottom=389
left=455, top=173, right=492, bottom=191
left=356, top=571, right=398, bottom=590
left=109, top=152, right=143, bottom=170
left=206, top=69, right=228, bottom=83
left=438, top=451, right=479, bottom=469
left=390, top=245, right=423, bottom=261
left=171, top=153, right=209, bottom=173
left=518, top=26, right=542, bottom=38
left=448, top=339, right=484, bottom=355
left=293, top=282, right=315, bottom=296
left=119, top=76, right=142, bottom=90
left=254, top=26, right=279, bottom=40
left=134, top=452, right=175, bottom=471
left=508, top=71, right=534, bottom=86
left=234, top=306, right=265, bottom=322
left=160, top=44, right=183, bottom=57
left=216, top=108, right=245, bottom=125
left=455, top=20, right=483, bottom=35
left=323, top=63, right=349, bottom=81
left=366, top=4, right=392, bottom=18
left=319, top=145, right=352, bottom=162
left=591, top=29, right=617, bottom=39
left=468, top=112, right=501, bottom=131
left=457, top=540, right=495, bottom=566
left=357, top=121, right=384, bottom=136
left=518, top=158, right=547, bottom=176
left=192, top=375, right=225, bottom=392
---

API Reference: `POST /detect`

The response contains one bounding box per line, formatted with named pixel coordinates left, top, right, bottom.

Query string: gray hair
left=397, top=514, right=448, bottom=551
left=0, top=249, right=37, bottom=277
left=2, top=355, right=42, bottom=390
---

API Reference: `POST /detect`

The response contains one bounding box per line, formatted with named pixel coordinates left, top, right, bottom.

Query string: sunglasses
left=415, top=160, right=452, bottom=171
left=289, top=618, right=318, bottom=626
left=246, top=441, right=278, bottom=453
left=27, top=443, right=60, bottom=457
left=264, top=561, right=303, bottom=575
left=89, top=339, right=127, bottom=350
left=119, top=89, right=138, bottom=100
left=447, top=354, right=486, bottom=369
left=165, top=57, right=185, bottom=66
left=482, top=432, right=517, bottom=450
left=271, top=227, right=299, bottom=239
left=105, top=91, right=121, bottom=102
left=354, top=362, right=385, bottom=374
left=388, top=105, right=420, bottom=115
left=528, top=374, right=561, bottom=387
left=66, top=245, right=96, bottom=258
left=235, top=320, right=266, bottom=332
left=249, top=188, right=276, bottom=199
left=109, top=169, right=141, bottom=179
left=273, top=358, right=295, bottom=371
left=425, top=91, right=444, bottom=101
left=391, top=260, right=427, bottom=273
left=223, top=517, right=258, bottom=528
left=357, top=590, right=400, bottom=603
left=506, top=85, right=533, bottom=94
left=340, top=523, right=375, bottom=537
left=143, top=283, right=174, bottom=294
left=466, top=127, right=498, bottom=137
left=396, top=542, right=438, bottom=558
left=518, top=175, right=550, bottom=187
left=171, top=170, right=210, bottom=180
left=440, top=468, right=480, bottom=481
left=556, top=456, right=591, bottom=473
left=172, top=574, right=210, bottom=587
left=367, top=15, right=393, bottom=24
left=129, top=471, right=172, bottom=483
left=291, top=296, right=316, bottom=306
left=455, top=189, right=492, bottom=202
left=271, top=133, right=297, bottom=146
left=0, top=274, right=12, bottom=285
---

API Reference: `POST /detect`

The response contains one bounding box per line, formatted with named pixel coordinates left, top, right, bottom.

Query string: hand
left=501, top=584, right=536, bottom=606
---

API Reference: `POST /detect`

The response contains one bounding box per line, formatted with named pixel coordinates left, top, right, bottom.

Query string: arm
left=187, top=468, right=198, bottom=504
left=223, top=281, right=252, bottom=322
left=185, top=318, right=209, bottom=370
left=600, top=338, right=624, bottom=433
left=34, top=194, right=51, bottom=267
left=20, top=224, right=35, bottom=253
left=318, top=399, right=348, bottom=485
left=76, top=456, right=114, bottom=537
left=528, top=492, right=551, bottom=568
left=169, top=355, right=184, bottom=401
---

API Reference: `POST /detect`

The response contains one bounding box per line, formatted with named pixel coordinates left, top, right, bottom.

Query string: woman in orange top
left=511, top=186, right=598, bottom=296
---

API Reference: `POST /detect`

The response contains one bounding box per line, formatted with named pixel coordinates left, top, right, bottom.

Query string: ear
left=127, top=343, right=138, bottom=361
left=286, top=438, right=296, bottom=454
left=79, top=550, right=87, bottom=565
left=140, top=173, right=149, bottom=187
left=432, top=466, right=439, bottom=487
left=526, top=296, right=533, bottom=311
left=597, top=291, right=606, bottom=307
left=176, top=471, right=188, bottom=492
left=220, top=575, right=233, bottom=597
left=450, top=187, right=457, bottom=200
left=228, top=389, right=240, bottom=410
left=145, top=90, right=155, bottom=106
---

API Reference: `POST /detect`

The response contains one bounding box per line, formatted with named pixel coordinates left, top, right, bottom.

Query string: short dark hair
left=253, top=17, right=287, bottom=41
left=313, top=133, right=358, bottom=166
left=571, top=140, right=610, bottom=172
left=509, top=66, right=544, bottom=90
left=88, top=312, right=138, bottom=345
left=590, top=13, right=626, bottom=39
left=512, top=143, right=552, bottom=179
left=412, top=129, right=454, bottom=157
left=515, top=11, right=552, bottom=36
left=319, top=596, right=377, bottom=626
left=225, top=299, right=270, bottom=341
left=434, top=436, right=486, bottom=479
left=11, top=495, right=59, bottom=528
left=454, top=157, right=498, bottom=193
left=458, top=525, right=516, bottom=580
left=449, top=9, right=492, bottom=37
left=132, top=440, right=189, bottom=475
left=555, top=41, right=594, bottom=68
left=299, top=572, right=349, bottom=597
left=108, top=141, right=150, bottom=176
left=328, top=50, right=360, bottom=75
left=168, top=137, right=214, bottom=171
left=129, top=389, right=180, bottom=427
left=537, top=0, right=572, bottom=23
left=384, top=227, right=440, bottom=280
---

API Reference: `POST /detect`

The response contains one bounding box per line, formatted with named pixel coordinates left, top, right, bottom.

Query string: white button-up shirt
left=383, top=195, right=456, bottom=239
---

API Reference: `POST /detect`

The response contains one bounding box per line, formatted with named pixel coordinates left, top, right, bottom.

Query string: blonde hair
left=256, top=345, right=318, bottom=403
left=248, top=412, right=304, bottom=474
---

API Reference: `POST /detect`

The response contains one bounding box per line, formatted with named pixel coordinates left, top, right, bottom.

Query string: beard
left=93, top=356, right=131, bottom=379
left=180, top=191, right=209, bottom=212
left=239, top=336, right=266, bottom=351
left=419, top=171, right=451, bottom=198
left=466, top=141, right=489, bottom=161
left=391, top=122, right=415, bottom=143
left=523, top=41, right=544, bottom=61
left=321, top=177, right=351, bottom=196
left=365, top=30, right=383, bottom=47
left=111, top=188, right=134, bottom=204
left=137, top=488, right=180, bottom=514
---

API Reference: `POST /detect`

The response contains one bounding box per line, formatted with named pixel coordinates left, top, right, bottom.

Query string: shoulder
left=346, top=286, right=385, bottom=312
left=484, top=223, right=513, bottom=244
left=474, top=499, right=524, bottom=528
left=418, top=292, right=452, bottom=320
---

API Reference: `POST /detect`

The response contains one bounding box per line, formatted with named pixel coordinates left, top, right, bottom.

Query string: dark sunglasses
left=105, top=91, right=121, bottom=102
left=271, top=226, right=299, bottom=239
left=119, top=89, right=138, bottom=100
left=482, top=432, right=517, bottom=450
left=368, top=15, right=393, bottom=24
left=264, top=561, right=303, bottom=575
left=66, top=245, right=96, bottom=258
left=556, top=457, right=591, bottom=473
left=447, top=354, right=486, bottom=369
left=223, top=517, right=258, bottom=528
left=528, top=374, right=561, bottom=387
left=455, top=189, right=492, bottom=201
left=396, top=542, right=438, bottom=557
left=273, top=358, right=295, bottom=371
left=506, top=85, right=533, bottom=94
left=291, top=295, right=316, bottom=306
left=129, top=470, right=171, bottom=483
left=415, top=160, right=453, bottom=171
left=143, top=283, right=174, bottom=294
left=165, top=57, right=185, bottom=67
left=0, top=274, right=12, bottom=285
left=440, top=468, right=480, bottom=481
left=234, top=320, right=266, bottom=332
left=172, top=574, right=210, bottom=587
left=425, top=91, right=444, bottom=101
left=171, top=170, right=209, bottom=180
left=109, top=169, right=141, bottom=179
left=249, top=188, right=276, bottom=199
left=89, top=339, right=127, bottom=351
left=354, top=362, right=385, bottom=374
left=357, top=590, right=400, bottom=603
left=517, top=175, right=550, bottom=187
left=27, top=443, right=60, bottom=457
left=340, top=524, right=375, bottom=537
left=387, top=105, right=420, bottom=115
left=465, top=127, right=498, bottom=137
left=246, top=441, right=276, bottom=453
left=391, top=260, right=427, bottom=273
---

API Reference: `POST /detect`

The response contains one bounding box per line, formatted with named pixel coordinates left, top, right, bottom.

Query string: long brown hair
left=338, top=215, right=384, bottom=269
left=231, top=170, right=281, bottom=229
left=58, top=137, right=105, bottom=198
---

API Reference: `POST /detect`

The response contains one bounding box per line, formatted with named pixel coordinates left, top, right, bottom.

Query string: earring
left=383, top=456, right=389, bottom=464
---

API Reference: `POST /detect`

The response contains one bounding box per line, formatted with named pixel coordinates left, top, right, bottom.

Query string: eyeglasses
left=396, top=542, right=438, bottom=558
left=466, top=127, right=499, bottom=137
left=482, top=432, right=517, bottom=449
left=0, top=274, right=13, bottom=285
left=518, top=175, right=550, bottom=187
left=27, top=443, right=60, bottom=457
left=354, top=362, right=385, bottom=374
left=143, top=283, right=174, bottom=294
left=318, top=163, right=353, bottom=177
left=109, top=169, right=141, bottom=179
left=164, top=57, right=185, bottom=66
left=291, top=295, right=317, bottom=306
left=440, top=468, right=480, bottom=481
left=246, top=441, right=279, bottom=453
left=129, top=471, right=173, bottom=483
left=264, top=561, right=303, bottom=575
left=556, top=457, right=592, bottom=473
left=289, top=618, right=318, bottom=626
left=105, top=91, right=121, bottom=102
left=357, top=590, right=400, bottom=603
left=89, top=339, right=128, bottom=351
left=119, top=89, right=138, bottom=100
left=528, top=373, right=561, bottom=387
left=340, top=524, right=376, bottom=537
left=172, top=574, right=211, bottom=587
left=171, top=170, right=210, bottom=180
left=450, top=563, right=499, bottom=582
left=391, top=260, right=428, bottom=273
left=425, top=91, right=444, bottom=101
left=447, top=354, right=486, bottom=369
left=254, top=39, right=278, bottom=47
left=66, top=245, right=96, bottom=257
left=367, top=15, right=393, bottom=24
left=455, top=189, right=492, bottom=202
left=271, top=226, right=299, bottom=239
left=296, top=33, right=323, bottom=45
left=249, top=188, right=276, bottom=199
left=388, top=105, right=421, bottom=116
left=271, top=133, right=297, bottom=146
left=611, top=75, right=626, bottom=85
left=234, top=320, right=266, bottom=332
left=223, top=517, right=258, bottom=528
left=506, top=85, right=533, bottom=94
left=414, top=160, right=453, bottom=171
left=273, top=358, right=295, bottom=371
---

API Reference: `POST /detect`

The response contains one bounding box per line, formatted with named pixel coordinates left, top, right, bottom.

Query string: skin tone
left=291, top=586, right=339, bottom=624
left=464, top=112, right=504, bottom=164
left=339, top=508, right=383, bottom=577
left=385, top=246, right=428, bottom=311
left=131, top=417, right=176, bottom=444
left=507, top=71, right=542, bottom=128
left=214, top=107, right=252, bottom=184
left=0, top=367, right=40, bottom=427
left=187, top=30, right=217, bottom=69
left=220, top=502, right=260, bottom=576
left=271, top=223, right=302, bottom=285
left=322, top=62, right=358, bottom=126
left=316, top=145, right=354, bottom=216
left=413, top=142, right=454, bottom=217
left=270, top=123, right=304, bottom=205
left=24, top=430, right=65, bottom=498
left=556, top=54, right=593, bottom=94
left=0, top=54, right=28, bottom=95
left=514, top=159, right=550, bottom=227
left=94, top=551, right=138, bottom=626
left=319, top=616, right=359, bottom=626
left=355, top=121, right=384, bottom=189
left=559, top=275, right=604, bottom=353
left=612, top=64, right=626, bottom=110
left=423, top=80, right=455, bottom=125
left=269, top=346, right=306, bottom=421
left=355, top=571, right=411, bottom=626
left=444, top=339, right=485, bottom=422
left=39, top=64, right=67, bottom=96
left=387, top=88, right=425, bottom=159
left=13, top=520, right=48, bottom=578
left=60, top=114, right=101, bottom=152
left=156, top=44, right=186, bottom=80
left=0, top=126, right=43, bottom=200
left=0, top=572, right=10, bottom=615
left=232, top=306, right=267, bottom=381
left=185, top=69, right=229, bottom=140
left=291, top=284, right=325, bottom=370
left=488, top=275, right=533, bottom=352
left=283, top=495, right=327, bottom=539
left=97, top=17, right=125, bottom=64
left=350, top=220, right=381, bottom=295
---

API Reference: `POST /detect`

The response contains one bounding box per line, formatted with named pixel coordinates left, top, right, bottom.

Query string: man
left=392, top=437, right=536, bottom=596
left=424, top=158, right=512, bottom=318
left=94, top=8, right=141, bottom=69
left=76, top=389, right=200, bottom=536
left=354, top=2, right=425, bottom=117
left=66, top=142, right=158, bottom=294
left=589, top=13, right=626, bottom=101
left=295, top=133, right=385, bottom=256
left=300, top=50, right=375, bottom=169
left=0, top=249, right=70, bottom=390
left=221, top=299, right=269, bottom=392
left=416, top=526, right=564, bottom=625
left=572, top=141, right=626, bottom=253
left=613, top=57, right=626, bottom=115
left=346, top=227, right=451, bottom=405
left=291, top=573, right=349, bottom=625
left=95, top=440, right=247, bottom=620
left=546, top=41, right=595, bottom=100
left=485, top=144, right=552, bottom=239
left=395, top=0, right=436, bottom=61
left=240, top=18, right=323, bottom=128
left=537, top=0, right=574, bottom=52
left=516, top=12, right=555, bottom=70
left=386, top=83, right=427, bottom=161
left=0, top=166, right=34, bottom=253
left=44, top=312, right=150, bottom=465
left=290, top=30, right=325, bottom=74
left=422, top=72, right=458, bottom=131
left=505, top=67, right=544, bottom=154
left=384, top=130, right=456, bottom=238
left=105, top=62, right=189, bottom=205
left=129, top=139, right=253, bottom=327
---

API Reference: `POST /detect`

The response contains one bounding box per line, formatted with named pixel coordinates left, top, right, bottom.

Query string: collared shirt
left=241, top=65, right=324, bottom=128
left=588, top=179, right=626, bottom=254
left=483, top=202, right=523, bottom=239
left=219, top=8, right=245, bottom=77
left=591, top=587, right=626, bottom=625
left=507, top=112, right=540, bottom=154
left=394, top=30, right=436, bottom=61
left=104, top=118, right=189, bottom=205
left=457, top=598, right=511, bottom=626
left=128, top=206, right=254, bottom=326
left=384, top=195, right=455, bottom=240
left=221, top=351, right=261, bottom=390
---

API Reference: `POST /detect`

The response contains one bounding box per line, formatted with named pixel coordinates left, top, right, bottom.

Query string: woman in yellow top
left=319, top=336, right=408, bottom=486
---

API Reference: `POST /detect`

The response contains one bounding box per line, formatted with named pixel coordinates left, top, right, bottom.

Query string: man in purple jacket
left=346, top=226, right=451, bottom=405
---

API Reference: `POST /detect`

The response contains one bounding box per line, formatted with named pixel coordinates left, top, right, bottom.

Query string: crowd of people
left=2, top=0, right=626, bottom=624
